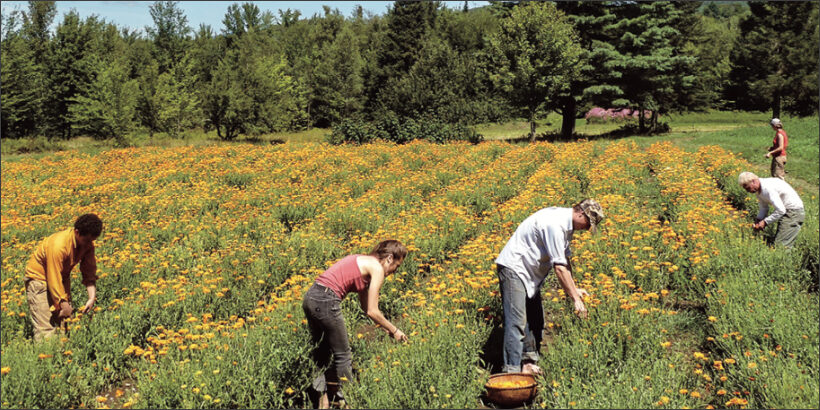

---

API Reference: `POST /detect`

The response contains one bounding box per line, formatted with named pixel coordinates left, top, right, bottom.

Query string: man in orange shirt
left=25, top=214, right=102, bottom=341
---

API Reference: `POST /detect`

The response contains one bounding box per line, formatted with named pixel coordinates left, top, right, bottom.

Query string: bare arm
left=361, top=261, right=407, bottom=341
left=554, top=263, right=587, bottom=318
left=80, top=246, right=98, bottom=313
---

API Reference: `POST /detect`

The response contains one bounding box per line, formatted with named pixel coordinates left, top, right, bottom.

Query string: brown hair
left=369, top=240, right=408, bottom=262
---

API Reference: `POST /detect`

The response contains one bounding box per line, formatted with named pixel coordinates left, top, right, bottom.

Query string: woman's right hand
left=393, top=329, right=408, bottom=342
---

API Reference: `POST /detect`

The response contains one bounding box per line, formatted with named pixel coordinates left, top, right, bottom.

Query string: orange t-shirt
left=25, top=228, right=97, bottom=310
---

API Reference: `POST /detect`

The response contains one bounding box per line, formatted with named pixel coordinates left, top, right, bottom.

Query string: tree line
left=1, top=1, right=817, bottom=143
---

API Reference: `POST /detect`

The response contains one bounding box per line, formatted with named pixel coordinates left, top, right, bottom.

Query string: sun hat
left=578, top=199, right=604, bottom=234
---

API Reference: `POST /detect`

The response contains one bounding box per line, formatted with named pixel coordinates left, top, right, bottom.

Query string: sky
left=1, top=1, right=490, bottom=34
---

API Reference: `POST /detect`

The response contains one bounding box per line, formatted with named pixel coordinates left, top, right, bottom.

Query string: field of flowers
left=1, top=139, right=817, bottom=409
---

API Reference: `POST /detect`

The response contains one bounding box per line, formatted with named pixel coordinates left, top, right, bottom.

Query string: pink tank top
left=315, top=254, right=370, bottom=299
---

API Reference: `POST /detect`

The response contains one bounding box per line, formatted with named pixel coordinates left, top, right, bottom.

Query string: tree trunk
left=528, top=110, right=537, bottom=143
left=772, top=91, right=781, bottom=119
left=638, top=105, right=645, bottom=133
left=650, top=110, right=658, bottom=132
left=561, top=97, right=576, bottom=140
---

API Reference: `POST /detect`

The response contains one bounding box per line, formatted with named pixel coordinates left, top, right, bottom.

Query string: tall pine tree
left=728, top=2, right=819, bottom=117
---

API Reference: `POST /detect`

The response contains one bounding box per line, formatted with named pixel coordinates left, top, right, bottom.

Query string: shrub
left=328, top=115, right=483, bottom=145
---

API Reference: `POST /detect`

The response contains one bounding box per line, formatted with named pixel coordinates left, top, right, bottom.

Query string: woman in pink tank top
left=302, top=240, right=409, bottom=408
left=766, top=118, right=788, bottom=179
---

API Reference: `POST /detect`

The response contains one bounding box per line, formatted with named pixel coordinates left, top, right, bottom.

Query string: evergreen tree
left=487, top=2, right=581, bottom=142
left=367, top=1, right=439, bottom=115
left=45, top=12, right=108, bottom=139
left=728, top=2, right=819, bottom=117
left=312, top=25, right=365, bottom=126
left=556, top=1, right=617, bottom=138
left=1, top=9, right=41, bottom=138
left=596, top=2, right=697, bottom=131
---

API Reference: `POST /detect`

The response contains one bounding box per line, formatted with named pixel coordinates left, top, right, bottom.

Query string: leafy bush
left=328, top=115, right=482, bottom=145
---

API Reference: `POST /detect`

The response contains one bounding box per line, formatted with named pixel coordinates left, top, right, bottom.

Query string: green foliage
left=311, top=25, right=365, bottom=127
left=487, top=2, right=582, bottom=141
left=202, top=32, right=307, bottom=140
left=0, top=19, right=43, bottom=138
left=145, top=1, right=191, bottom=73
left=0, top=0, right=817, bottom=145
left=328, top=118, right=376, bottom=145
left=155, top=54, right=201, bottom=137
left=46, top=12, right=117, bottom=139
left=727, top=2, right=820, bottom=117
left=68, top=55, right=140, bottom=141
left=328, top=115, right=482, bottom=145
left=598, top=2, right=698, bottom=131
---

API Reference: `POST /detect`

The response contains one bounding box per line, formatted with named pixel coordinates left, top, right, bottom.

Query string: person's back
left=758, top=177, right=803, bottom=211
left=315, top=254, right=370, bottom=299
left=496, top=207, right=573, bottom=294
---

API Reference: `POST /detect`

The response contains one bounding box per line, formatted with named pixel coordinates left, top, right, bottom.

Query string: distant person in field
left=494, top=199, right=604, bottom=375
left=303, top=240, right=408, bottom=409
left=739, top=172, right=804, bottom=248
left=766, top=118, right=789, bottom=179
left=25, top=214, right=102, bottom=341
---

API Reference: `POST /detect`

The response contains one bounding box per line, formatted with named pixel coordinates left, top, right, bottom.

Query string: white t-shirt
left=495, top=207, right=573, bottom=298
left=757, top=177, right=804, bottom=225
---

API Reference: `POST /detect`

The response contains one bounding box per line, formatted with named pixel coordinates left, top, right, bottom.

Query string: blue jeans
left=302, top=283, right=353, bottom=399
left=498, top=264, right=543, bottom=373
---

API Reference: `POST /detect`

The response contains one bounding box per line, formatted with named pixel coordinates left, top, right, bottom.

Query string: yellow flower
left=0, top=367, right=9, bottom=375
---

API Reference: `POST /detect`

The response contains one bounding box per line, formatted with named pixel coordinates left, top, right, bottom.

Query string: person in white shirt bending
left=494, top=199, right=604, bottom=374
left=738, top=171, right=805, bottom=248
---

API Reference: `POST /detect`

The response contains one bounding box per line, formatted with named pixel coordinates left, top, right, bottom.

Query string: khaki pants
left=774, top=208, right=804, bottom=249
left=25, top=278, right=63, bottom=341
left=771, top=155, right=786, bottom=179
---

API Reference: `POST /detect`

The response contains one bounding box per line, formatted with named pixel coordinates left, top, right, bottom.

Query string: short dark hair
left=369, top=240, right=408, bottom=262
left=74, top=214, right=103, bottom=237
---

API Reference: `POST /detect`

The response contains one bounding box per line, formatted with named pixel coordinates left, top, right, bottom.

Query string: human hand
left=753, top=220, right=766, bottom=230
left=393, top=329, right=408, bottom=342
left=573, top=299, right=588, bottom=319
left=58, top=301, right=73, bottom=318
left=577, top=288, right=590, bottom=299
left=765, top=153, right=771, bottom=158
left=81, top=298, right=96, bottom=314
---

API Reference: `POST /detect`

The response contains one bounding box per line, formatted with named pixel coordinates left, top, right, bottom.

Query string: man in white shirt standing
left=495, top=199, right=604, bottom=374
left=738, top=172, right=805, bottom=248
